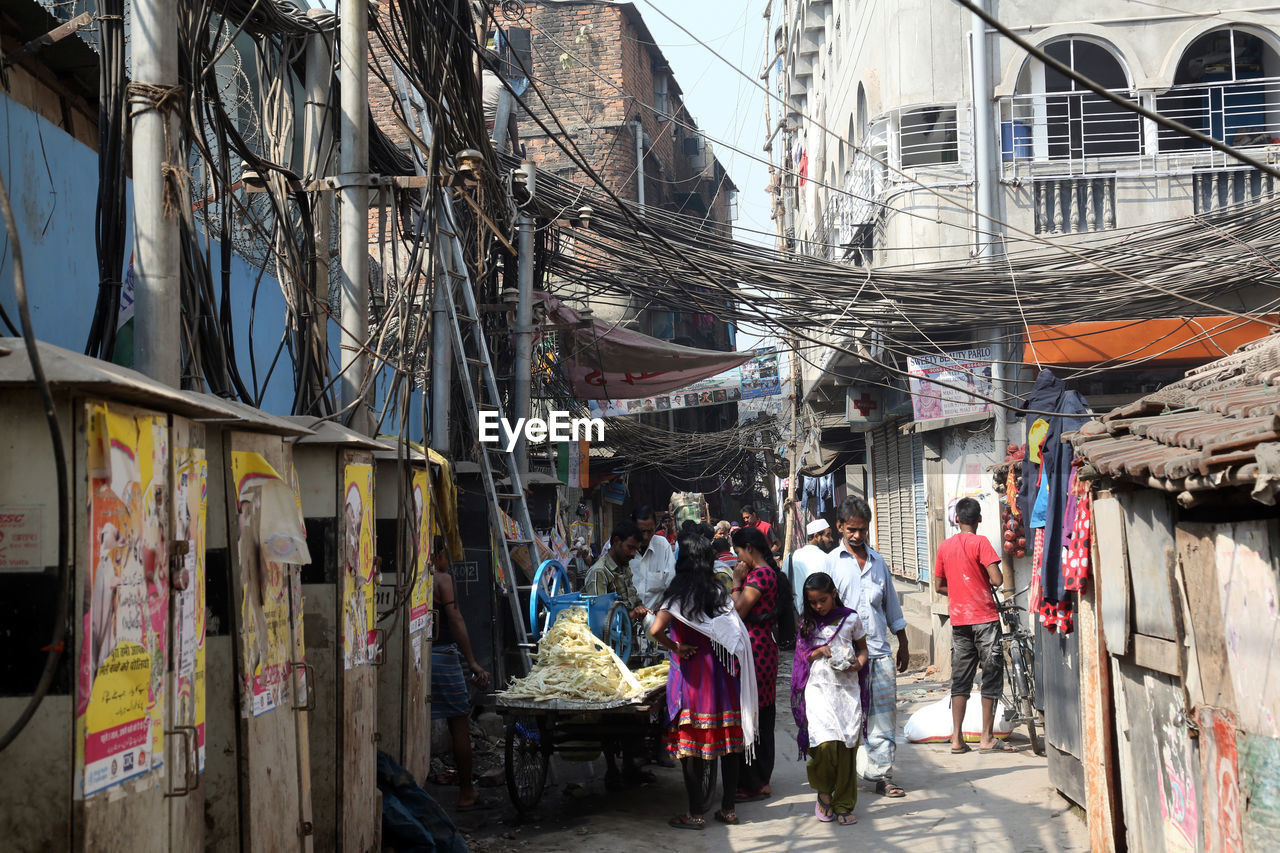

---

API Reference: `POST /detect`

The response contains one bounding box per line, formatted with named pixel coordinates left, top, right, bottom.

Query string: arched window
left=1010, top=37, right=1141, bottom=160
left=1157, top=27, right=1280, bottom=152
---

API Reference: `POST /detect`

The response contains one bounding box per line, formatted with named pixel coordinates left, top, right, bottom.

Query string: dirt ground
left=432, top=666, right=1088, bottom=853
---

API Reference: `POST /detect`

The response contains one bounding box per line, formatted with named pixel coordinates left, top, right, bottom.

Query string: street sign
left=846, top=385, right=884, bottom=426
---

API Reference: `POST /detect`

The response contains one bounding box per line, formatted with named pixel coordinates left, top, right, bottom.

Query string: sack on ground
left=903, top=692, right=1013, bottom=743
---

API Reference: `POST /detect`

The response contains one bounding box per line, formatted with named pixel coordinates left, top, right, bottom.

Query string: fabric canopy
left=537, top=292, right=752, bottom=400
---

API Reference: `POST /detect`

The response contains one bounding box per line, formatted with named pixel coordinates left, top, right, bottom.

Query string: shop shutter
left=913, top=435, right=930, bottom=582
left=870, top=421, right=921, bottom=579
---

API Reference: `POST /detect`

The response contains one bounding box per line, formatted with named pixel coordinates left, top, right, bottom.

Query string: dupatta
left=665, top=600, right=759, bottom=757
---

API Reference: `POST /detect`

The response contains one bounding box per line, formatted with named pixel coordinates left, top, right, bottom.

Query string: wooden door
left=75, top=401, right=171, bottom=851
left=167, top=417, right=207, bottom=848
left=227, top=432, right=308, bottom=851
left=338, top=451, right=379, bottom=852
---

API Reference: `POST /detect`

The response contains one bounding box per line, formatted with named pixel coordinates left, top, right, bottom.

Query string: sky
left=633, top=0, right=777, bottom=351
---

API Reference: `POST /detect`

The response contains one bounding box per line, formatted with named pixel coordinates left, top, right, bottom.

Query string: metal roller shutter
left=870, top=420, right=923, bottom=579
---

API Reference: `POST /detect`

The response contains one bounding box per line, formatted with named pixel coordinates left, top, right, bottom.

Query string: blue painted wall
left=0, top=92, right=296, bottom=415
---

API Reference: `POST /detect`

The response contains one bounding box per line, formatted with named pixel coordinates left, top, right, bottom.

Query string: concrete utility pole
left=303, top=9, right=334, bottom=413
left=514, top=208, right=534, bottom=487
left=131, top=0, right=180, bottom=386
left=969, top=0, right=1007, bottom=454
left=338, top=0, right=371, bottom=433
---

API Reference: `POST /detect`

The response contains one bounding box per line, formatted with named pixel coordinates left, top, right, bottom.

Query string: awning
left=1025, top=316, right=1275, bottom=367
left=537, top=293, right=751, bottom=400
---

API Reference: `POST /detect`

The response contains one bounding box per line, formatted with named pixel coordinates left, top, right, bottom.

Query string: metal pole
left=431, top=267, right=453, bottom=453
left=514, top=210, right=534, bottom=487
left=969, top=1, right=1007, bottom=453
left=339, top=0, right=370, bottom=433
left=784, top=337, right=800, bottom=560
left=130, top=0, right=179, bottom=386
left=633, top=120, right=646, bottom=214
left=303, top=10, right=333, bottom=413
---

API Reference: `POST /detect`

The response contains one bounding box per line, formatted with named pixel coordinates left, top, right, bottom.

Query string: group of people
left=431, top=492, right=1012, bottom=826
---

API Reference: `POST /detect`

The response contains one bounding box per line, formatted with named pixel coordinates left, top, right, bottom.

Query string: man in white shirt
left=629, top=506, right=676, bottom=612
left=786, top=518, right=836, bottom=612
left=827, top=495, right=910, bottom=798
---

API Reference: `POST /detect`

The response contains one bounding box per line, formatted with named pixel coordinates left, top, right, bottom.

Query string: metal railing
left=1154, top=77, right=1280, bottom=156
left=998, top=89, right=1143, bottom=177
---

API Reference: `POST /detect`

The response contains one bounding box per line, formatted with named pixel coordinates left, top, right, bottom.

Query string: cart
left=497, top=684, right=717, bottom=815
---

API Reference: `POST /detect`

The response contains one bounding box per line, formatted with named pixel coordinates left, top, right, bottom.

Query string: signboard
left=845, top=385, right=884, bottom=425
left=587, top=347, right=781, bottom=418
left=0, top=506, right=42, bottom=571
left=906, top=347, right=993, bottom=422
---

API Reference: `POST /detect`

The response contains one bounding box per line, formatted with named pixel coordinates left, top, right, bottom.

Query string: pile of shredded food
left=500, top=608, right=668, bottom=702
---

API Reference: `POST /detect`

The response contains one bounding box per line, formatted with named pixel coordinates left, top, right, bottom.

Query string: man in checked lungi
left=826, top=496, right=910, bottom=799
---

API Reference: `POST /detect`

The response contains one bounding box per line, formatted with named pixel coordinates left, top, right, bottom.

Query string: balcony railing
left=1154, top=77, right=1280, bottom=154
left=999, top=89, right=1143, bottom=178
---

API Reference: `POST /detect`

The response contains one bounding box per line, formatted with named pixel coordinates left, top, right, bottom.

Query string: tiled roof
left=1065, top=331, right=1280, bottom=504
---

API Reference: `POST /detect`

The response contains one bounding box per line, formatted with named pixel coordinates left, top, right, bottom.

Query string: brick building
left=502, top=0, right=738, bottom=347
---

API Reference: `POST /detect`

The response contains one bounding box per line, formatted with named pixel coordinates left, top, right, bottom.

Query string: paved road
left=451, top=668, right=1088, bottom=853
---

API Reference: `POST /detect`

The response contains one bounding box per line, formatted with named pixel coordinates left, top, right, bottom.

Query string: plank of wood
left=1131, top=634, right=1181, bottom=677
left=1093, top=495, right=1130, bottom=656
left=1175, top=523, right=1234, bottom=712
left=1079, top=566, right=1119, bottom=853
left=1197, top=707, right=1245, bottom=853
left=1215, top=521, right=1280, bottom=740
left=1238, top=732, right=1280, bottom=850
left=1118, top=491, right=1178, bottom=641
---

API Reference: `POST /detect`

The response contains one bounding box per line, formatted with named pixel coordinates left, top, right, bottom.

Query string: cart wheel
left=529, top=560, right=572, bottom=639
left=505, top=716, right=550, bottom=814
left=605, top=600, right=633, bottom=661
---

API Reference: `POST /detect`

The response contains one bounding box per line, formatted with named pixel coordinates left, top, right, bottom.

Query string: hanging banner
left=174, top=448, right=207, bottom=772
left=906, top=346, right=994, bottom=422
left=80, top=404, right=169, bottom=796
left=408, top=469, right=433, bottom=638
left=587, top=347, right=781, bottom=418
left=342, top=463, right=377, bottom=669
left=556, top=438, right=589, bottom=487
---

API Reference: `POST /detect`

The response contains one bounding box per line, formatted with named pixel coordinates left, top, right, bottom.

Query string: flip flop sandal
left=837, top=812, right=859, bottom=825
left=951, top=743, right=972, bottom=754
left=875, top=780, right=906, bottom=798
left=714, top=810, right=740, bottom=825
left=815, top=794, right=835, bottom=822
left=979, top=741, right=1019, bottom=753
left=735, top=789, right=769, bottom=803
left=668, top=814, right=706, bottom=831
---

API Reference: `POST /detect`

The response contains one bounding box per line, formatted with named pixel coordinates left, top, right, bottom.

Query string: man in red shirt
left=740, top=504, right=775, bottom=553
left=934, top=497, right=1011, bottom=754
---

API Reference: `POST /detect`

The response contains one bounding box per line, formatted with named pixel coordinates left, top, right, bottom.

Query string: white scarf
left=665, top=600, right=759, bottom=757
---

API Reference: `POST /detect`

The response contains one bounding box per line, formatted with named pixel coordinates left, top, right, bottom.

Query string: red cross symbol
left=851, top=392, right=878, bottom=417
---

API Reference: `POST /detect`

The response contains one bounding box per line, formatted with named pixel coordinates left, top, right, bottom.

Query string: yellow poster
left=231, top=451, right=304, bottom=716
left=174, top=450, right=207, bottom=772
left=343, top=463, right=376, bottom=669
left=409, top=469, right=433, bottom=637
left=80, top=403, right=168, bottom=796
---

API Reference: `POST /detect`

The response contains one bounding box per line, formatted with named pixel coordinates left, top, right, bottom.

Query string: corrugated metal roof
left=1067, top=332, right=1280, bottom=503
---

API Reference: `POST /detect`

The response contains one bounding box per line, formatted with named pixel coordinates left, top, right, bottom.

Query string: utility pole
left=338, top=0, right=370, bottom=433
left=969, top=0, right=1007, bottom=455
left=131, top=0, right=180, bottom=386
left=514, top=185, right=535, bottom=488
left=303, top=9, right=334, bottom=414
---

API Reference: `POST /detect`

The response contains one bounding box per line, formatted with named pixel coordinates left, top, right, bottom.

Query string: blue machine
left=529, top=560, right=633, bottom=661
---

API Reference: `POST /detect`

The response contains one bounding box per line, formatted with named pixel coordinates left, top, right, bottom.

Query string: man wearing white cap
left=785, top=517, right=836, bottom=612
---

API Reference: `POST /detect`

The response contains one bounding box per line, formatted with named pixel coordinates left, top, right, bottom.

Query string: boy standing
left=934, top=498, right=1013, bottom=753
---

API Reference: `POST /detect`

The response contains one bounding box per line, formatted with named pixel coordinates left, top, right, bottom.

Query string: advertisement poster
left=0, top=505, right=42, bottom=571
left=80, top=404, right=169, bottom=796
left=906, top=346, right=994, bottom=422
left=587, top=347, right=781, bottom=418
left=343, top=463, right=376, bottom=669
left=408, top=470, right=433, bottom=637
left=231, top=452, right=306, bottom=717
left=173, top=450, right=207, bottom=771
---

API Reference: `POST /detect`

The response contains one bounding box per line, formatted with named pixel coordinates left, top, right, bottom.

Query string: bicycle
left=993, top=585, right=1043, bottom=756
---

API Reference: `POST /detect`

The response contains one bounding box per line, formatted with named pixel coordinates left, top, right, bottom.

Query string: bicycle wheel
left=1006, top=643, right=1042, bottom=755
left=505, top=715, right=550, bottom=814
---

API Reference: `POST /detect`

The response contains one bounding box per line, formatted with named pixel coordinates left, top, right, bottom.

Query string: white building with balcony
left=771, top=0, right=1280, bottom=804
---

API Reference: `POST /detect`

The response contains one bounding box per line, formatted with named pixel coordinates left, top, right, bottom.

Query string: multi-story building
left=771, top=0, right=1280, bottom=791
left=508, top=0, right=738, bottom=351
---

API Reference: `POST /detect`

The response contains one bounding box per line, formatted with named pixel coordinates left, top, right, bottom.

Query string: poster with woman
left=342, top=463, right=376, bottom=669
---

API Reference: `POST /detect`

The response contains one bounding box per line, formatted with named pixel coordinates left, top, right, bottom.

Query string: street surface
left=449, top=668, right=1088, bottom=853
